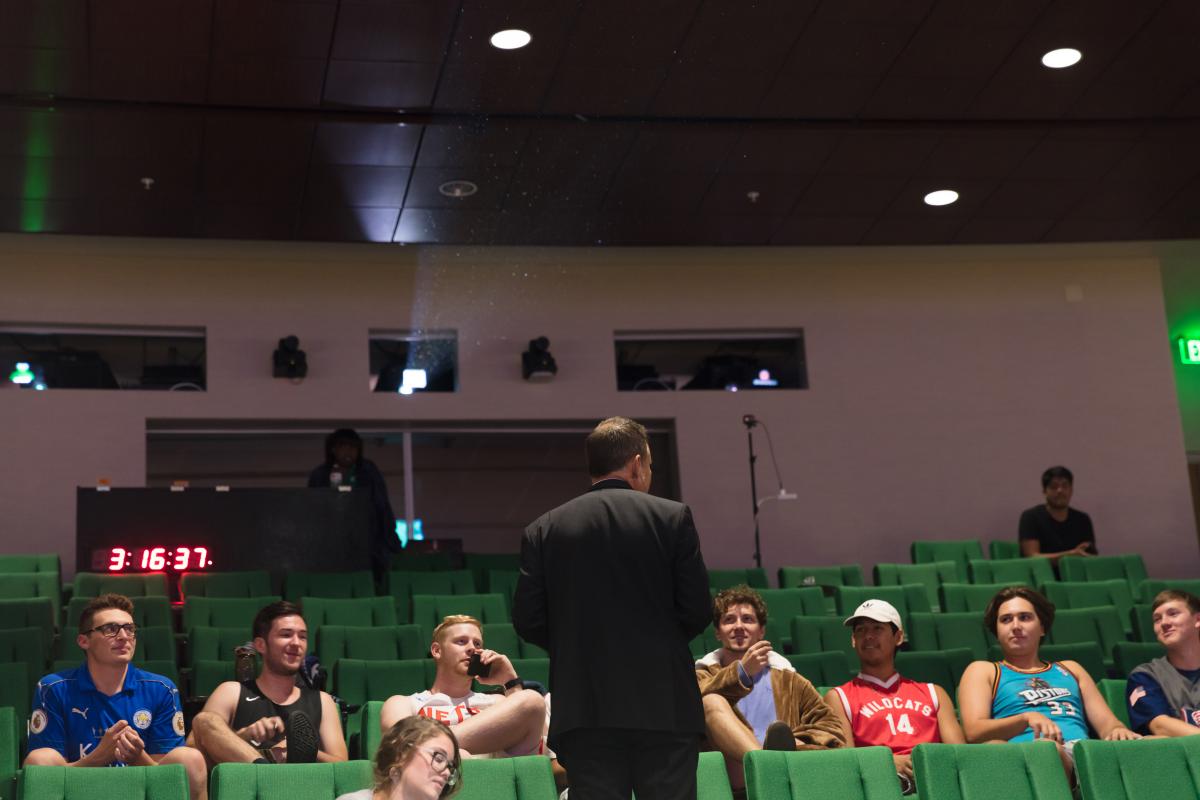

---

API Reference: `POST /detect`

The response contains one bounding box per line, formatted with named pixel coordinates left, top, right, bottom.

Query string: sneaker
left=763, top=721, right=795, bottom=751
left=285, top=711, right=319, bottom=764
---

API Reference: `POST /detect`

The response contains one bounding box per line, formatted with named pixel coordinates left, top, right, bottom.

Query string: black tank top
left=231, top=679, right=323, bottom=734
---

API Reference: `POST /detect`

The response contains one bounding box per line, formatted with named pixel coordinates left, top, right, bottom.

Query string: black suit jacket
left=513, top=479, right=711, bottom=747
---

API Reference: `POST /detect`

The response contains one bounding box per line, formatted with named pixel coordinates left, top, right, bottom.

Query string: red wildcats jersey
left=833, top=673, right=941, bottom=755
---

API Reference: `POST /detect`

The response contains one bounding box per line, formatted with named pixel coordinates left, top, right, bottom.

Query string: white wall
left=1, top=234, right=1195, bottom=578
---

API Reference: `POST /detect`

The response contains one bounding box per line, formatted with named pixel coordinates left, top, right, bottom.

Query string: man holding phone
left=380, top=615, right=548, bottom=757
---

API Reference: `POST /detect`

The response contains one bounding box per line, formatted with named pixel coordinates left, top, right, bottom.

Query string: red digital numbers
left=108, top=548, right=127, bottom=572
left=173, top=547, right=189, bottom=570
left=112, top=545, right=210, bottom=571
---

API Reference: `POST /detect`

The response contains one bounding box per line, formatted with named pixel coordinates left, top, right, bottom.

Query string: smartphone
left=467, top=652, right=491, bottom=678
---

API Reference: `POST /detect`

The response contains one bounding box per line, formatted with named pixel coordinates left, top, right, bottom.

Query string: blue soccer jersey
left=991, top=661, right=1090, bottom=743
left=27, top=663, right=186, bottom=764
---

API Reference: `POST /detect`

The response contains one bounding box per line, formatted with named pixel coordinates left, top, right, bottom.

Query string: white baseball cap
left=843, top=599, right=903, bottom=633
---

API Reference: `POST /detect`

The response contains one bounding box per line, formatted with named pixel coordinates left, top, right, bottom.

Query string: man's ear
left=895, top=629, right=905, bottom=648
left=77, top=632, right=90, bottom=653
left=430, top=641, right=441, bottom=660
left=253, top=636, right=267, bottom=656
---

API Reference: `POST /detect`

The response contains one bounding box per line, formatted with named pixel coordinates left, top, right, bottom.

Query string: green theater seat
left=66, top=595, right=172, bottom=632
left=778, top=565, right=863, bottom=613
left=940, top=583, right=1016, bottom=614
left=1042, top=580, right=1135, bottom=636
left=1047, top=606, right=1126, bottom=670
left=0, top=661, right=33, bottom=720
left=708, top=568, right=769, bottom=590
left=894, top=648, right=973, bottom=698
left=0, top=706, right=16, bottom=800
left=317, top=624, right=426, bottom=666
left=784, top=651, right=852, bottom=687
left=913, top=741, right=1072, bottom=800
left=0, top=572, right=61, bottom=621
left=1058, top=555, right=1147, bottom=595
left=1098, top=679, right=1131, bottom=728
left=968, top=558, right=1055, bottom=588
left=1075, top=736, right=1200, bottom=800
left=983, top=642, right=1107, bottom=685
left=332, top=658, right=433, bottom=707
left=209, top=761, right=373, bottom=800
left=0, top=598, right=56, bottom=644
left=0, top=554, right=59, bottom=574
left=456, top=756, right=559, bottom=800
left=988, top=541, right=1020, bottom=560
left=745, top=746, right=904, bottom=800
left=757, top=588, right=826, bottom=651
left=482, top=622, right=547, bottom=659
left=60, top=624, right=176, bottom=665
left=387, top=570, right=476, bottom=623
left=1137, top=578, right=1200, bottom=604
left=1112, top=641, right=1164, bottom=677
left=389, top=551, right=455, bottom=572
left=182, top=596, right=282, bottom=630
left=834, top=585, right=932, bottom=620
left=790, top=615, right=860, bottom=671
left=462, top=554, right=521, bottom=594
left=910, top=540, right=984, bottom=578
left=72, top=572, right=168, bottom=598
left=19, top=764, right=189, bottom=800
left=187, top=626, right=253, bottom=667
left=908, top=612, right=993, bottom=661
left=0, top=626, right=50, bottom=677
left=284, top=571, right=376, bottom=601
left=411, top=594, right=509, bottom=644
left=180, top=570, right=272, bottom=599
left=300, top=597, right=397, bottom=628
left=875, top=561, right=959, bottom=612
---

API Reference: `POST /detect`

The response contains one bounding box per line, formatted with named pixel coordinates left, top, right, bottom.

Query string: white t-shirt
left=409, top=690, right=552, bottom=757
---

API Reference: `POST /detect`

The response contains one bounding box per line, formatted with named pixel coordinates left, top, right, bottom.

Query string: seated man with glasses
left=25, top=593, right=208, bottom=800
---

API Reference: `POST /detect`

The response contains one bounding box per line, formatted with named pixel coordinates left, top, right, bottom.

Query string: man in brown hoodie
left=695, top=585, right=846, bottom=789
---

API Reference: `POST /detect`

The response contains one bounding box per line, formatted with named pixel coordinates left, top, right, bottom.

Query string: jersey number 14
left=885, top=713, right=915, bottom=735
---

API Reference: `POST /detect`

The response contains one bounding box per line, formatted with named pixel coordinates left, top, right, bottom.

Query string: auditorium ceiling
left=0, top=0, right=1198, bottom=246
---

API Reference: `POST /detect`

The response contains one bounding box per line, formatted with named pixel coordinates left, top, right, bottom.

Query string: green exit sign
left=1180, top=339, right=1200, bottom=364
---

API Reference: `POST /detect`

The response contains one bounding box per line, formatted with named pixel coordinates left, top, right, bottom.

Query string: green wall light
left=1178, top=338, right=1200, bottom=365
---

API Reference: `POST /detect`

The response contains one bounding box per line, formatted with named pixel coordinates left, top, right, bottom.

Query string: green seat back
left=209, top=761, right=373, bottom=800
left=690, top=628, right=720, bottom=659
left=49, top=658, right=180, bottom=688
left=778, top=565, right=864, bottom=589
left=708, top=568, right=769, bottom=590
left=510, top=658, right=550, bottom=688
left=462, top=554, right=521, bottom=594
left=696, top=750, right=735, bottom=800
left=301, top=597, right=397, bottom=628
left=1097, top=679, right=1131, bottom=728
left=910, top=540, right=984, bottom=579
left=1130, top=603, right=1155, bottom=643
left=940, top=583, right=1015, bottom=614
left=758, top=588, right=827, bottom=650
left=0, top=554, right=59, bottom=574
left=874, top=562, right=959, bottom=612
left=179, top=571, right=272, bottom=599
left=968, top=558, right=1055, bottom=587
left=284, top=571, right=376, bottom=601
left=834, top=585, right=932, bottom=620
left=192, top=659, right=239, bottom=698
left=456, top=756, right=559, bottom=800
left=784, top=651, right=852, bottom=687
left=790, top=615, right=860, bottom=670
left=482, top=622, right=547, bottom=659
left=487, top=570, right=521, bottom=610
left=187, top=626, right=253, bottom=666
left=912, top=741, right=1072, bottom=800
left=0, top=706, right=16, bottom=800
left=0, top=662, right=32, bottom=719
left=317, top=625, right=425, bottom=665
left=387, top=570, right=476, bottom=623
left=0, top=573, right=61, bottom=621
left=988, top=540, right=1021, bottom=560
left=894, top=648, right=973, bottom=698
left=72, top=573, right=168, bottom=598
left=745, top=746, right=904, bottom=800
left=182, top=596, right=281, bottom=630
left=1112, top=642, right=1164, bottom=678
left=353, top=700, right=385, bottom=761
left=0, top=626, right=49, bottom=676
left=1137, top=578, right=1200, bottom=604
left=1058, top=555, right=1147, bottom=593
left=19, top=764, right=189, bottom=800
left=61, top=624, right=176, bottom=664
left=1047, top=606, right=1126, bottom=668
left=908, top=612, right=993, bottom=661
left=411, top=594, right=509, bottom=643
left=66, top=595, right=172, bottom=632
left=332, top=658, right=433, bottom=707
left=1075, top=736, right=1200, bottom=800
left=389, top=551, right=455, bottom=571
left=0, top=598, right=55, bottom=644
left=1042, top=580, right=1135, bottom=636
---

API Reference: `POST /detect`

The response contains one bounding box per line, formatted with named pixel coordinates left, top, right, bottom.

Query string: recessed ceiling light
left=1041, top=48, right=1082, bottom=69
left=490, top=29, right=531, bottom=50
left=924, top=189, right=959, bottom=207
left=439, top=180, right=478, bottom=198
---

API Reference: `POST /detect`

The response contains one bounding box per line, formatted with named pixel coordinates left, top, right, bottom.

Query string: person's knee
left=24, top=748, right=67, bottom=766
left=702, top=693, right=733, bottom=716
left=513, top=689, right=546, bottom=718
left=162, top=746, right=208, bottom=781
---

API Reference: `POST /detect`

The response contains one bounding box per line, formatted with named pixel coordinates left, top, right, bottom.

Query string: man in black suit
left=514, top=416, right=711, bottom=800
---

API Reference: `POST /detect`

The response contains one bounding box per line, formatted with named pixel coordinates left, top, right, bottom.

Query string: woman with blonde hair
left=338, top=716, right=462, bottom=800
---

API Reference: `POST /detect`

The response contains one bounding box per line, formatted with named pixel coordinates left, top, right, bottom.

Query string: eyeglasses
left=419, top=747, right=460, bottom=787
left=85, top=622, right=138, bottom=638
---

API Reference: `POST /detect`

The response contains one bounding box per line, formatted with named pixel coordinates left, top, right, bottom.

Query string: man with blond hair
left=380, top=615, right=548, bottom=757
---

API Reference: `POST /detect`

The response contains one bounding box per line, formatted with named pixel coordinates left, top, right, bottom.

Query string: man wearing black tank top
left=190, top=601, right=347, bottom=765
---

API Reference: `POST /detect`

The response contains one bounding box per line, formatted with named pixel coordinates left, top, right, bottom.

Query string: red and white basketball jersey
left=833, top=673, right=941, bottom=755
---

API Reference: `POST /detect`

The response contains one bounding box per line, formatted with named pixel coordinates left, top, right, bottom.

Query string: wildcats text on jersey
left=857, top=696, right=934, bottom=719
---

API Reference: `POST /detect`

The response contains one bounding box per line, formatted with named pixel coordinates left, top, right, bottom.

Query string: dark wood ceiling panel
left=0, top=156, right=87, bottom=199
left=0, top=47, right=90, bottom=96
left=208, top=57, right=327, bottom=107
left=88, top=158, right=199, bottom=203
left=89, top=53, right=210, bottom=103
left=415, top=123, right=528, bottom=168
left=1043, top=217, right=1157, bottom=243
left=698, top=172, right=808, bottom=217
left=305, top=164, right=409, bottom=207
left=1009, top=135, right=1139, bottom=181
left=1064, top=182, right=1179, bottom=221
left=916, top=133, right=1043, bottom=179
left=619, top=127, right=739, bottom=174
left=404, top=166, right=511, bottom=209
left=489, top=211, right=604, bottom=246
left=503, top=125, right=632, bottom=212
left=313, top=122, right=422, bottom=166
left=541, top=0, right=697, bottom=115
left=0, top=0, right=86, bottom=49
left=0, top=198, right=92, bottom=234
left=299, top=202, right=400, bottom=243
left=976, top=179, right=1097, bottom=218
left=88, top=0, right=212, bottom=102
left=605, top=213, right=695, bottom=245
left=792, top=175, right=907, bottom=216
left=323, top=60, right=441, bottom=109
left=1149, top=177, right=1200, bottom=222
left=90, top=112, right=203, bottom=160
left=861, top=214, right=967, bottom=245
left=203, top=203, right=296, bottom=239
left=770, top=214, right=875, bottom=245
left=214, top=0, right=337, bottom=58
left=0, top=109, right=90, bottom=157
left=722, top=130, right=841, bottom=175
left=201, top=118, right=313, bottom=204
left=880, top=177, right=1000, bottom=218
left=969, top=0, right=1164, bottom=119
left=690, top=213, right=779, bottom=245
left=394, top=208, right=497, bottom=243
left=602, top=170, right=713, bottom=215
left=92, top=198, right=200, bottom=237
left=822, top=131, right=940, bottom=178
left=650, top=0, right=820, bottom=117
left=953, top=216, right=1055, bottom=244
left=330, top=1, right=458, bottom=63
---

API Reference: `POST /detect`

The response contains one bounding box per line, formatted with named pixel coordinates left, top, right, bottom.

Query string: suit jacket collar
left=589, top=478, right=632, bottom=492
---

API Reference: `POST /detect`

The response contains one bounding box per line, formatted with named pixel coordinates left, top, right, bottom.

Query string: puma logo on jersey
left=71, top=707, right=89, bottom=719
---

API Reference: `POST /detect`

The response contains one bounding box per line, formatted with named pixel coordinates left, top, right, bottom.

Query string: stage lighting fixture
left=522, top=336, right=557, bottom=381
left=273, top=335, right=308, bottom=379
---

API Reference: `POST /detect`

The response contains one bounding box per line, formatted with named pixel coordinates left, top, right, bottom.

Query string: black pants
left=556, top=728, right=701, bottom=800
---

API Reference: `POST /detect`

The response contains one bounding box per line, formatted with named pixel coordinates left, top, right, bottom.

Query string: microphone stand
left=744, top=415, right=762, bottom=568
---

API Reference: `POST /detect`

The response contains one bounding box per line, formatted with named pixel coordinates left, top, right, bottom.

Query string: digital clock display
left=96, top=546, right=213, bottom=572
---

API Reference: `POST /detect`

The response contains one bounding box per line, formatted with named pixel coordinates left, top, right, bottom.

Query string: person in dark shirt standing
left=308, top=428, right=398, bottom=580
left=1018, top=465, right=1096, bottom=565
left=514, top=416, right=712, bottom=800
